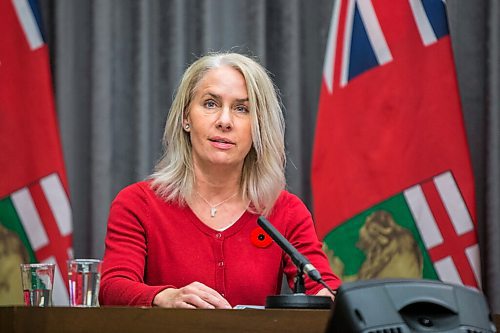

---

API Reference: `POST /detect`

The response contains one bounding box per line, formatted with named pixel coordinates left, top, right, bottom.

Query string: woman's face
left=184, top=65, right=253, bottom=171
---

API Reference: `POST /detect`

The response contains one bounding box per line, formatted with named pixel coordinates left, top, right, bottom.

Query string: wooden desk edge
left=1, top=307, right=499, bottom=333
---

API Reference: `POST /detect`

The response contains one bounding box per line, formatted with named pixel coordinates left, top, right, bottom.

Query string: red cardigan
left=99, top=181, right=341, bottom=307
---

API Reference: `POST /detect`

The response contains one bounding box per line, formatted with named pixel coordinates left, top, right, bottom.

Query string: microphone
left=257, top=216, right=336, bottom=297
left=257, top=216, right=322, bottom=282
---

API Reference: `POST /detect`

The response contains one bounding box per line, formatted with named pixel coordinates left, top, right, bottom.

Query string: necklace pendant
left=210, top=207, right=217, bottom=218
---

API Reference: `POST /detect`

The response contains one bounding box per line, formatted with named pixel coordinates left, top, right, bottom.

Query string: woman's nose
left=216, top=106, right=233, bottom=131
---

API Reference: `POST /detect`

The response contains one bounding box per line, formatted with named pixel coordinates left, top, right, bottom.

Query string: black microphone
left=257, top=216, right=335, bottom=308
left=257, top=216, right=322, bottom=282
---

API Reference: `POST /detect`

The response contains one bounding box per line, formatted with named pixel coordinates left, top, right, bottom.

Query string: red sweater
left=99, top=181, right=341, bottom=307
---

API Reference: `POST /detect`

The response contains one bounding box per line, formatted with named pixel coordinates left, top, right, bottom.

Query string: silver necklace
left=195, top=191, right=238, bottom=218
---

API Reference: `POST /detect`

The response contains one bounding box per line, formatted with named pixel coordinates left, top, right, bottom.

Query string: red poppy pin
left=250, top=226, right=273, bottom=248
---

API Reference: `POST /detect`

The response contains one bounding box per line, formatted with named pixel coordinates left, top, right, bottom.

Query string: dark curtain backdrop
left=38, top=0, right=500, bottom=312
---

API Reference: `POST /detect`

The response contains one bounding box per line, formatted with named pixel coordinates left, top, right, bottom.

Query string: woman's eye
left=204, top=100, right=217, bottom=108
left=235, top=105, right=249, bottom=113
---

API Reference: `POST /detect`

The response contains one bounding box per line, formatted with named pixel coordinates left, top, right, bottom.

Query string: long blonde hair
left=150, top=52, right=285, bottom=216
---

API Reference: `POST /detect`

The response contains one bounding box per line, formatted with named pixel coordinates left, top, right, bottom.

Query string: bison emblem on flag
left=323, top=171, right=480, bottom=288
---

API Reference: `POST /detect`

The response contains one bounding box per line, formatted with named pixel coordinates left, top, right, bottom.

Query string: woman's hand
left=153, top=281, right=232, bottom=309
left=316, top=287, right=336, bottom=301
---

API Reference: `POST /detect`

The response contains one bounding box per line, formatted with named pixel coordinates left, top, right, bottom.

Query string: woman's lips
left=209, top=137, right=235, bottom=150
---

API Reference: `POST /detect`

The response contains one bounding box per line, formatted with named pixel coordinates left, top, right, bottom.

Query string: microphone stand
left=257, top=215, right=335, bottom=309
left=294, top=267, right=306, bottom=294
left=265, top=266, right=332, bottom=309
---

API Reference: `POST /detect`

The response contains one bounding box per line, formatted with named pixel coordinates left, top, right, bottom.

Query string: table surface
left=0, top=306, right=498, bottom=333
left=0, top=306, right=332, bottom=333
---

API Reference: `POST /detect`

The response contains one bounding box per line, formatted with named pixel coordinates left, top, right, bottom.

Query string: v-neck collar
left=182, top=205, right=254, bottom=238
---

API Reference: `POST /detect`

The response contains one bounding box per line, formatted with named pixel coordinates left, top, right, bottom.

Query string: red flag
left=0, top=0, right=72, bottom=304
left=312, top=0, right=479, bottom=288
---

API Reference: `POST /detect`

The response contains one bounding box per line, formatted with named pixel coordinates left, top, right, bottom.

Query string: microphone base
left=265, top=294, right=332, bottom=309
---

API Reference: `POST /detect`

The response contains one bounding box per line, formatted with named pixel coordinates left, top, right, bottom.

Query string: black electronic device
left=326, top=279, right=496, bottom=333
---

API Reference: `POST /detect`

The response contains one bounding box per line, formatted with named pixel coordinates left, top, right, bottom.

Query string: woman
left=99, top=52, right=341, bottom=308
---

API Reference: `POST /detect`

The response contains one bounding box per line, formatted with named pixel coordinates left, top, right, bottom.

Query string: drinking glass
left=20, top=263, right=55, bottom=307
left=67, top=259, right=102, bottom=307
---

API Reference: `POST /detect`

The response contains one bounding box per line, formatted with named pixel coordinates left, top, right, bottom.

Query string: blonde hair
left=150, top=52, right=285, bottom=216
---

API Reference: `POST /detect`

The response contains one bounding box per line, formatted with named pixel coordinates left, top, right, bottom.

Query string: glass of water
left=67, top=259, right=102, bottom=307
left=20, top=263, right=55, bottom=307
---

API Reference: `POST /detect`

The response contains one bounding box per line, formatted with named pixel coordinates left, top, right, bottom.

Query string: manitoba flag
left=0, top=0, right=72, bottom=304
left=312, top=0, right=479, bottom=288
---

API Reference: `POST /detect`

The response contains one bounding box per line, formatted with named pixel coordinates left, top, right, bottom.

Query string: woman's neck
left=190, top=162, right=248, bottom=230
left=192, top=162, right=243, bottom=198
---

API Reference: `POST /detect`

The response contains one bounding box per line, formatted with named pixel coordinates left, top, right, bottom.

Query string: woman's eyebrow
left=205, top=92, right=248, bottom=103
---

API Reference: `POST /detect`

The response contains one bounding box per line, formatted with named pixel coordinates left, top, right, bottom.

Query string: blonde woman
left=99, top=52, right=341, bottom=308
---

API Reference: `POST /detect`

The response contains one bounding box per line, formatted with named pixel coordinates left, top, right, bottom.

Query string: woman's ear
left=182, top=114, right=190, bottom=132
left=183, top=123, right=191, bottom=132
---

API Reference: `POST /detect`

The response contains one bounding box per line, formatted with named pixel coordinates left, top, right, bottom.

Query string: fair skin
left=153, top=65, right=333, bottom=309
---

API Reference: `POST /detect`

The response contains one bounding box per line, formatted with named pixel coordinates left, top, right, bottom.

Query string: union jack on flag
left=324, top=0, right=451, bottom=91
